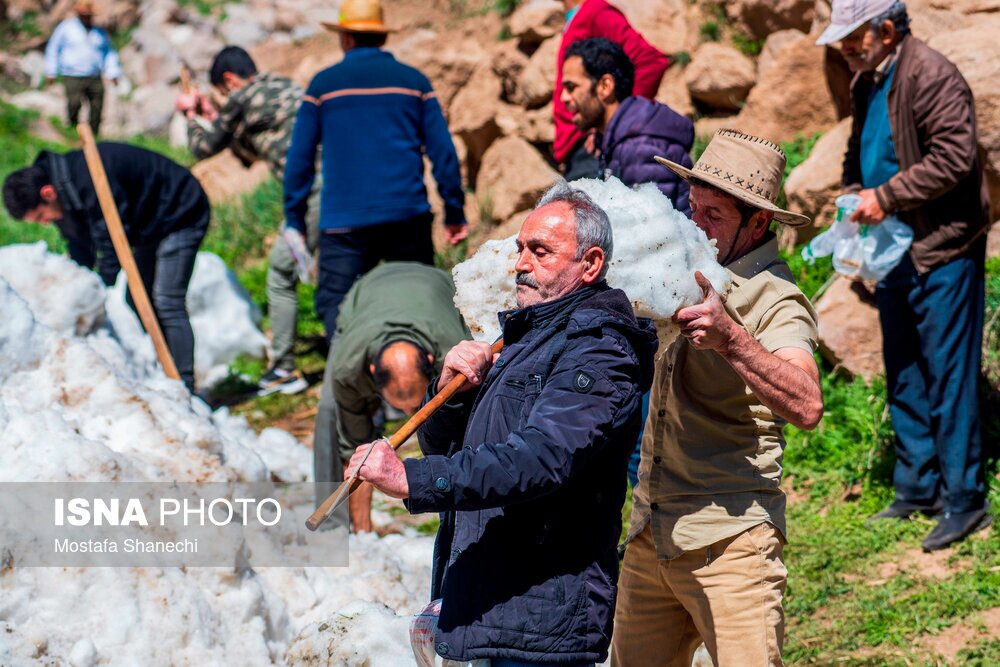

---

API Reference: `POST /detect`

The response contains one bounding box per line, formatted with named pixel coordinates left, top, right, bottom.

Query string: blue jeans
left=875, top=251, right=985, bottom=514
left=315, top=212, right=434, bottom=341
left=627, top=392, right=650, bottom=488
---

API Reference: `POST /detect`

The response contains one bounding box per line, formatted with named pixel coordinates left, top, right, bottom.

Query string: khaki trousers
left=612, top=522, right=786, bottom=667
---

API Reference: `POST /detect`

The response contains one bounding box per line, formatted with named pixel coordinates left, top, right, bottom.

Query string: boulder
left=390, top=29, right=487, bottom=116
left=191, top=150, right=271, bottom=205
left=491, top=40, right=531, bottom=102
left=508, top=0, right=563, bottom=49
left=784, top=117, right=852, bottom=240
left=815, top=277, right=884, bottom=380
left=476, top=137, right=559, bottom=222
left=9, top=89, right=66, bottom=120
left=449, top=63, right=505, bottom=183
left=735, top=31, right=839, bottom=144
left=757, top=29, right=804, bottom=79
left=725, top=0, right=814, bottom=40
left=517, top=36, right=560, bottom=109
left=495, top=103, right=555, bottom=144
left=656, top=63, right=694, bottom=118
left=929, top=19, right=1000, bottom=219
left=695, top=115, right=738, bottom=142
left=612, top=0, right=691, bottom=53
left=685, top=42, right=756, bottom=111
left=15, top=50, right=45, bottom=88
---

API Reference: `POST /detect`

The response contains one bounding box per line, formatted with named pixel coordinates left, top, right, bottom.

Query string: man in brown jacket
left=819, top=0, right=992, bottom=551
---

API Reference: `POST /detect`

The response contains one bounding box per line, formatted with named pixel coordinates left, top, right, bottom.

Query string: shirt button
left=436, top=642, right=450, bottom=655
left=657, top=409, right=666, bottom=417
left=435, top=477, right=449, bottom=491
left=650, top=502, right=660, bottom=511
left=653, top=456, right=662, bottom=464
left=495, top=358, right=506, bottom=368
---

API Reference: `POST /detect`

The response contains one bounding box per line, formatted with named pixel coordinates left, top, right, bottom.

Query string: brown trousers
left=612, top=522, right=786, bottom=667
left=64, top=75, right=104, bottom=135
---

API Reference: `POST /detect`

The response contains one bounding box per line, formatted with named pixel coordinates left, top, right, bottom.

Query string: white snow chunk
left=453, top=177, right=732, bottom=353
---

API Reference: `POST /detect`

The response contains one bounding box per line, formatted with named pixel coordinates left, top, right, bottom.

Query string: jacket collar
left=726, top=232, right=780, bottom=281
left=36, top=151, right=85, bottom=213
left=498, top=282, right=607, bottom=341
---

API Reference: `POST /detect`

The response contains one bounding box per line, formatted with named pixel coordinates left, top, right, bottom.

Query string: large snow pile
left=0, top=246, right=434, bottom=666
left=2, top=243, right=268, bottom=389
left=454, top=178, right=731, bottom=352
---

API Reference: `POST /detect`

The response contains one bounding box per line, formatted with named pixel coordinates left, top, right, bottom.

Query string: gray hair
left=536, top=182, right=614, bottom=279
left=870, top=1, right=910, bottom=38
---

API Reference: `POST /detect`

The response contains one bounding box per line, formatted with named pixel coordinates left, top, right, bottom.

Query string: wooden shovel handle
left=77, top=125, right=181, bottom=382
left=305, top=338, right=503, bottom=531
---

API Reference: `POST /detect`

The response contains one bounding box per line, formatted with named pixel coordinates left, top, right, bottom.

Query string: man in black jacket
left=3, top=143, right=211, bottom=392
left=346, top=183, right=657, bottom=665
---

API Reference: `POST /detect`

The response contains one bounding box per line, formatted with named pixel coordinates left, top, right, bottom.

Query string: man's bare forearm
left=718, top=327, right=823, bottom=430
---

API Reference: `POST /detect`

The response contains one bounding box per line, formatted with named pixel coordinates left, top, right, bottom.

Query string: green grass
left=698, top=20, right=722, bottom=42
left=732, top=33, right=764, bottom=56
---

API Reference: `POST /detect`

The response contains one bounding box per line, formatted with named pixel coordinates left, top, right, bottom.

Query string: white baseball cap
left=816, top=0, right=897, bottom=45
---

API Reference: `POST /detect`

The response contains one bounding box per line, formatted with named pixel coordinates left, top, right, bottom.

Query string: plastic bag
left=282, top=227, right=316, bottom=285
left=410, top=599, right=469, bottom=667
left=802, top=214, right=913, bottom=282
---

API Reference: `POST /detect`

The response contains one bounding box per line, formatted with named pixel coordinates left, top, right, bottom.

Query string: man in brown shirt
left=818, top=0, right=991, bottom=551
left=612, top=130, right=824, bottom=667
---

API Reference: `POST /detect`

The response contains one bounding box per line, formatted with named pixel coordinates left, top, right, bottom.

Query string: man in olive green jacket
left=314, top=262, right=471, bottom=531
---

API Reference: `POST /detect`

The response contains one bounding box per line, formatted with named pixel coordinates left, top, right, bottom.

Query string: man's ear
left=368, top=363, right=376, bottom=376
left=221, top=71, right=241, bottom=90
left=879, top=19, right=896, bottom=45
left=596, top=73, right=616, bottom=104
left=426, top=354, right=434, bottom=365
left=40, top=184, right=58, bottom=203
left=582, top=246, right=605, bottom=283
left=749, top=210, right=774, bottom=240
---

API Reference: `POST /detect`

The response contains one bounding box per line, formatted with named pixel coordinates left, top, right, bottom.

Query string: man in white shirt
left=44, top=0, right=122, bottom=135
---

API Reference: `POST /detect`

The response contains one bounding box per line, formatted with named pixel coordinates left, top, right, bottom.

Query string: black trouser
left=127, top=214, right=210, bottom=392
left=314, top=212, right=435, bottom=341
left=64, top=75, right=104, bottom=135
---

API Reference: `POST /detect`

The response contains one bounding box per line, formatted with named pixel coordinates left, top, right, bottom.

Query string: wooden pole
left=76, top=124, right=181, bottom=382
left=306, top=338, right=504, bottom=531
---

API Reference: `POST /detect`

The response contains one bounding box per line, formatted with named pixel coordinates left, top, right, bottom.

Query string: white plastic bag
left=281, top=227, right=316, bottom=285
left=802, top=213, right=913, bottom=282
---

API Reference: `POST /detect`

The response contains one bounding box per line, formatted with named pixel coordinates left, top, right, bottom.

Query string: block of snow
left=453, top=177, right=732, bottom=353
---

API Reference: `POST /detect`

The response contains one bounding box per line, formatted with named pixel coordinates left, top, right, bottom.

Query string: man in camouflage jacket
left=177, top=46, right=318, bottom=395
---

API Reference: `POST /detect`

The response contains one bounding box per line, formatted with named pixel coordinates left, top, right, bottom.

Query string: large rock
left=476, top=137, right=559, bottom=222
left=191, top=150, right=271, bottom=205
left=757, top=28, right=804, bottom=79
left=816, top=277, right=884, bottom=380
left=735, top=30, right=839, bottom=144
left=495, top=103, right=555, bottom=144
left=657, top=63, right=694, bottom=117
left=9, top=89, right=65, bottom=120
left=449, top=63, right=505, bottom=183
left=491, top=40, right=531, bottom=102
left=508, top=0, right=563, bottom=49
left=725, top=0, right=814, bottom=40
left=613, top=0, right=691, bottom=53
left=390, top=29, right=488, bottom=115
left=784, top=117, right=852, bottom=236
left=685, top=42, right=756, bottom=112
left=517, top=36, right=560, bottom=109
left=929, top=19, right=1000, bottom=219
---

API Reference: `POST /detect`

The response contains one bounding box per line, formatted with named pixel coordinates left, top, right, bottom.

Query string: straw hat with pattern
left=322, top=0, right=396, bottom=34
left=655, top=129, right=811, bottom=227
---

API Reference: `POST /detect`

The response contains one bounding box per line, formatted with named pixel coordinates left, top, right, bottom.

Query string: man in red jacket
left=556, top=0, right=669, bottom=180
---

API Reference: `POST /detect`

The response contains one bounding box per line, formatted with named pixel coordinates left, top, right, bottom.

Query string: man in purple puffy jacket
left=561, top=37, right=694, bottom=216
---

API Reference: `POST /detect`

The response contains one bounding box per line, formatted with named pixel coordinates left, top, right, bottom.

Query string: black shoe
left=867, top=499, right=944, bottom=524
left=257, top=367, right=308, bottom=396
left=921, top=506, right=993, bottom=552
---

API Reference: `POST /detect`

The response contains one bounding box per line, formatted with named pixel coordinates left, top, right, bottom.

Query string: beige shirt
left=630, top=235, right=818, bottom=559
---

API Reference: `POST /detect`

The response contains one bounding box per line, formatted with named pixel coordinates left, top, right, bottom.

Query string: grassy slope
left=3, top=103, right=999, bottom=664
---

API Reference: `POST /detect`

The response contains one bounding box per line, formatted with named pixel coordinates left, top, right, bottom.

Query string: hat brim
left=815, top=18, right=868, bottom=46
left=320, top=20, right=396, bottom=34
left=654, top=156, right=812, bottom=228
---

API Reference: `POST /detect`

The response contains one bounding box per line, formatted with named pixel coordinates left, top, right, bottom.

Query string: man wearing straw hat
left=283, top=0, right=467, bottom=342
left=44, top=0, right=122, bottom=136
left=817, top=0, right=991, bottom=552
left=613, top=130, right=824, bottom=666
